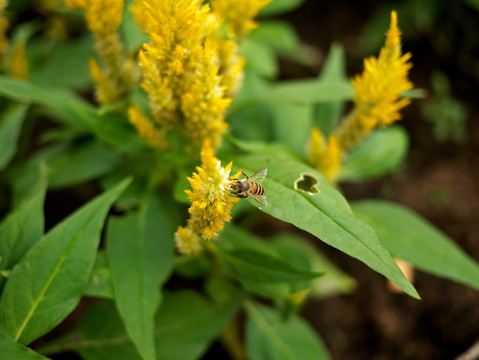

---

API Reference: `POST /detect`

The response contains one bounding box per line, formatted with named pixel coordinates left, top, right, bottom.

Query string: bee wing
left=249, top=193, right=268, bottom=207
left=248, top=168, right=268, bottom=181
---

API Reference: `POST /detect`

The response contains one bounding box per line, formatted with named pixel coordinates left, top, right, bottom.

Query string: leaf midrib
left=14, top=223, right=88, bottom=342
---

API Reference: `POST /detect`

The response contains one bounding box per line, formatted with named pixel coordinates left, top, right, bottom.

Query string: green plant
left=0, top=0, right=478, bottom=359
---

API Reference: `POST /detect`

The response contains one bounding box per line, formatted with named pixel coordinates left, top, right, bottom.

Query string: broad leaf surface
left=0, top=76, right=143, bottom=152
left=48, top=139, right=123, bottom=189
left=245, top=302, right=330, bottom=360
left=0, top=178, right=131, bottom=344
left=0, top=165, right=47, bottom=271
left=0, top=332, right=49, bottom=360
left=107, top=196, right=174, bottom=360
left=38, top=291, right=243, bottom=360
left=315, top=43, right=347, bottom=134
left=233, top=155, right=419, bottom=298
left=352, top=200, right=479, bottom=290
left=339, top=126, right=409, bottom=181
left=216, top=246, right=323, bottom=283
left=83, top=251, right=114, bottom=299
left=0, top=104, right=28, bottom=171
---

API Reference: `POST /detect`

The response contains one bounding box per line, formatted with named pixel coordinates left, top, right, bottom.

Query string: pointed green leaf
left=107, top=195, right=174, bottom=360
left=352, top=200, right=479, bottom=290
left=48, top=139, right=123, bottom=189
left=233, top=155, right=419, bottom=298
left=263, top=79, right=353, bottom=104
left=0, top=104, right=28, bottom=171
left=217, top=247, right=323, bottom=283
left=315, top=43, right=347, bottom=134
left=0, top=178, right=131, bottom=344
left=245, top=302, right=330, bottom=360
left=0, top=164, right=47, bottom=271
left=38, top=291, right=243, bottom=360
left=0, top=76, right=142, bottom=152
left=339, top=126, right=409, bottom=182
left=0, top=332, right=49, bottom=360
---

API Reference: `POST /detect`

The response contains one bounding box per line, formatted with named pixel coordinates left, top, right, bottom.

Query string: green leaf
left=271, top=103, right=313, bottom=156
left=339, top=126, right=409, bottom=182
left=248, top=21, right=319, bottom=66
left=0, top=331, right=50, bottom=360
left=216, top=247, right=323, bottom=284
left=245, top=302, right=330, bottom=360
left=260, top=0, right=305, bottom=16
left=48, top=138, right=124, bottom=189
left=0, top=104, right=28, bottom=171
left=29, top=35, right=95, bottom=90
left=242, top=38, right=278, bottom=78
left=249, top=21, right=298, bottom=52
left=233, top=155, right=419, bottom=298
left=0, top=178, right=131, bottom=344
left=0, top=76, right=143, bottom=153
left=0, top=164, right=47, bottom=271
left=39, top=291, right=243, bottom=360
left=270, top=233, right=357, bottom=299
left=263, top=79, right=353, bottom=104
left=351, top=200, right=479, bottom=290
left=107, top=195, right=174, bottom=360
left=315, top=43, right=347, bottom=134
left=83, top=251, right=114, bottom=299
left=120, top=0, right=148, bottom=52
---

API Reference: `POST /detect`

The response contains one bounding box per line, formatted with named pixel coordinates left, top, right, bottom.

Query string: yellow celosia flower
left=308, top=127, right=341, bottom=183
left=132, top=0, right=239, bottom=151
left=217, top=38, right=245, bottom=97
left=65, top=0, right=137, bottom=104
left=175, top=138, right=240, bottom=254
left=181, top=39, right=231, bottom=149
left=211, top=0, right=272, bottom=38
left=335, top=10, right=413, bottom=151
left=65, top=0, right=123, bottom=37
left=127, top=106, right=167, bottom=150
left=133, top=0, right=217, bottom=126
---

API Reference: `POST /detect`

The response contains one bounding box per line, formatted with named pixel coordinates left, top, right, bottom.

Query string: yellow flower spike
left=211, top=0, right=272, bottom=38
left=334, top=10, right=413, bottom=152
left=89, top=57, right=116, bottom=103
left=308, top=128, right=342, bottom=183
left=65, top=0, right=137, bottom=104
left=175, top=138, right=240, bottom=255
left=127, top=106, right=168, bottom=150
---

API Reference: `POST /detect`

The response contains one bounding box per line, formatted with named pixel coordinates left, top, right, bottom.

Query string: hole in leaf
left=294, top=173, right=320, bottom=195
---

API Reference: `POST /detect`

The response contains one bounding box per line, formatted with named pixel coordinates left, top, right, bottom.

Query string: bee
left=229, top=168, right=268, bottom=206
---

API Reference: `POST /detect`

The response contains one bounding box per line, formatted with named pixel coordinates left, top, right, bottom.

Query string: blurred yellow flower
left=335, top=10, right=413, bottom=151
left=127, top=107, right=167, bottom=150
left=65, top=0, right=137, bottom=104
left=175, top=138, right=239, bottom=254
left=308, top=127, right=341, bottom=183
left=65, top=0, right=122, bottom=37
left=211, top=0, right=272, bottom=38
